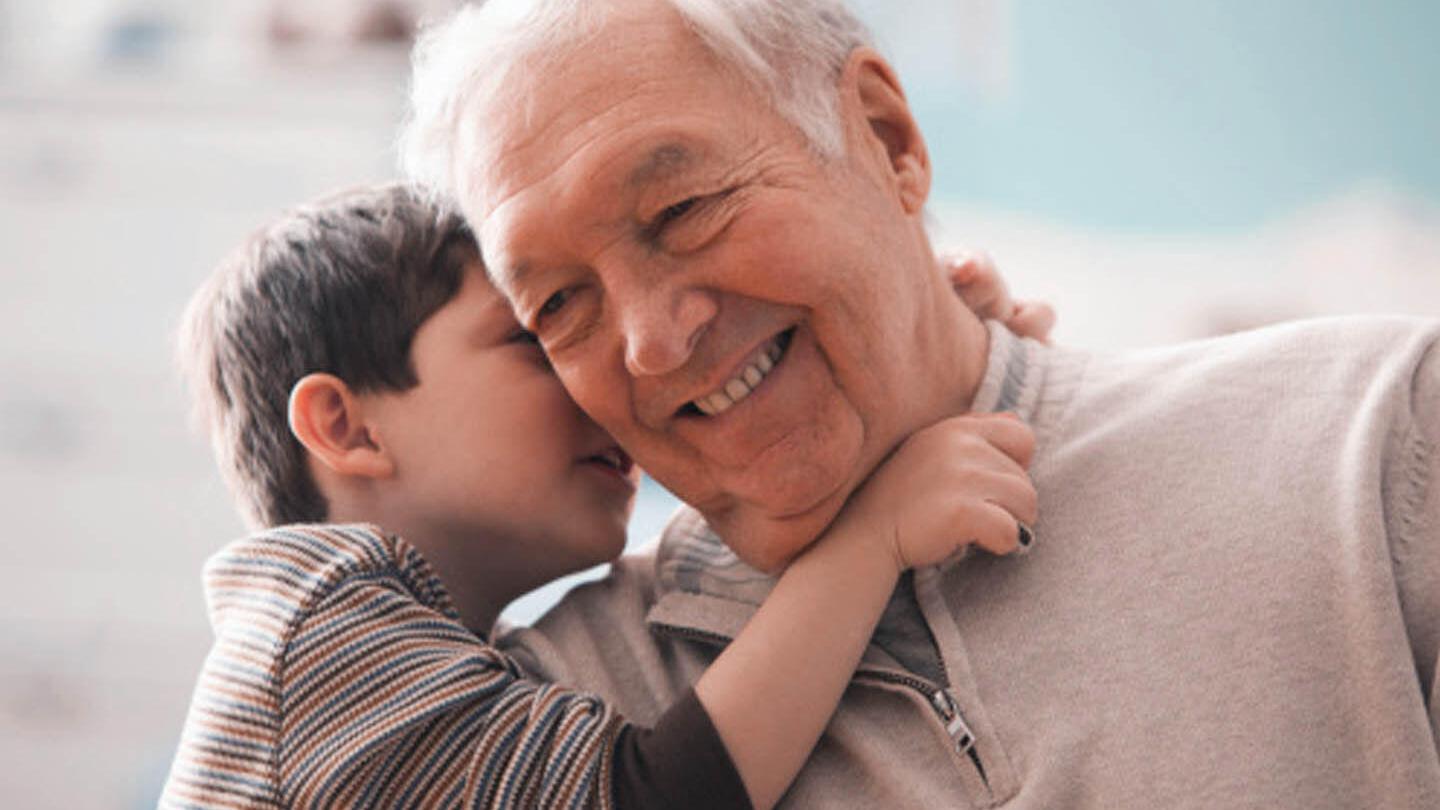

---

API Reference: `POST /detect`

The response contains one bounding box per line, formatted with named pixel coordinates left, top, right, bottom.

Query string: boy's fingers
left=942, top=251, right=981, bottom=284
left=1005, top=301, right=1057, bottom=344
left=986, top=471, right=1039, bottom=528
left=953, top=467, right=1037, bottom=529
left=954, top=413, right=1036, bottom=469
left=963, top=501, right=1027, bottom=557
left=946, top=251, right=1015, bottom=322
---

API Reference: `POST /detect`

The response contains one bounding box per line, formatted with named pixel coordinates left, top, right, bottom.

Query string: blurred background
left=2, top=0, right=1436, bottom=806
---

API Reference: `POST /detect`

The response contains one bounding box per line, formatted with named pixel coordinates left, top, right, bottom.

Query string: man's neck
left=949, top=307, right=994, bottom=414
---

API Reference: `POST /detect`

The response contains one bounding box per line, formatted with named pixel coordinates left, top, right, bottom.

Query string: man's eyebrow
left=626, top=143, right=698, bottom=189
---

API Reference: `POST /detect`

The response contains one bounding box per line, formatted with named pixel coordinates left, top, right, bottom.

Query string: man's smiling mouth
left=684, top=328, right=795, bottom=417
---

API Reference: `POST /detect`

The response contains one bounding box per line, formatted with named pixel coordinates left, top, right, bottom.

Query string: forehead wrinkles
left=478, top=85, right=754, bottom=290
left=477, top=120, right=679, bottom=290
left=482, top=76, right=668, bottom=211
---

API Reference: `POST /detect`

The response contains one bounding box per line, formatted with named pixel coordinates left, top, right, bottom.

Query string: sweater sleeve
left=275, top=576, right=750, bottom=809
left=612, top=688, right=754, bottom=810
left=276, top=576, right=624, bottom=808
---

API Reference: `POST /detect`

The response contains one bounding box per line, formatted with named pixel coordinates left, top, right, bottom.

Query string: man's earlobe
left=846, top=47, right=932, bottom=214
left=289, top=373, right=395, bottom=479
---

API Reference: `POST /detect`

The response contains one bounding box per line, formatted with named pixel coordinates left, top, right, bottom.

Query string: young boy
left=162, top=183, right=1042, bottom=809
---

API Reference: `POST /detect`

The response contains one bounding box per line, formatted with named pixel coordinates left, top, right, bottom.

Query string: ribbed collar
left=970, top=319, right=1046, bottom=420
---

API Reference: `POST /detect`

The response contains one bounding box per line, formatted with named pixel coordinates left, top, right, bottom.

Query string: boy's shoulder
left=201, top=522, right=453, bottom=641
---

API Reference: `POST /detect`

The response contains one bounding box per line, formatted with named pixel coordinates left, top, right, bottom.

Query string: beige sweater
left=500, top=316, right=1440, bottom=809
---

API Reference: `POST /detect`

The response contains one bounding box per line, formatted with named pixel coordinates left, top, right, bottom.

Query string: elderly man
left=401, top=0, right=1440, bottom=806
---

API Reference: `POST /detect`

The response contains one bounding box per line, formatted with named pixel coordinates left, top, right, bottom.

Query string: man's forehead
left=460, top=10, right=747, bottom=207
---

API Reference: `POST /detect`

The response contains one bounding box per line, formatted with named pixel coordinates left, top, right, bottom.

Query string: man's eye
left=658, top=197, right=699, bottom=226
left=537, top=289, right=572, bottom=320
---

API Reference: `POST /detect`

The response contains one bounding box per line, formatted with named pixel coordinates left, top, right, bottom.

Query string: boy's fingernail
left=1017, top=523, right=1034, bottom=552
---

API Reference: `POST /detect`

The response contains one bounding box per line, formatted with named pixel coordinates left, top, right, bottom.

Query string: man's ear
left=841, top=47, right=932, bottom=214
left=288, top=373, right=395, bottom=479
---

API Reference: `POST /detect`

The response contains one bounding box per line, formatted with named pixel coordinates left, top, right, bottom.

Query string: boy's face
left=367, top=260, right=639, bottom=590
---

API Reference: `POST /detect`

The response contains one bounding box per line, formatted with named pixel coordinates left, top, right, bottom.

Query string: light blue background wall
left=856, top=0, right=1440, bottom=230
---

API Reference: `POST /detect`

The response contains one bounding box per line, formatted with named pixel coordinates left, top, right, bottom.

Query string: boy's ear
left=288, top=373, right=395, bottom=479
left=842, top=47, right=932, bottom=214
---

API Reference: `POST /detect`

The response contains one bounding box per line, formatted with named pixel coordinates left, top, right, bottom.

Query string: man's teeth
left=694, top=337, right=784, bottom=416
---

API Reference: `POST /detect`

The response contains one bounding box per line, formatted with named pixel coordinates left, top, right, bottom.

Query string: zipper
left=653, top=622, right=993, bottom=793
left=930, top=687, right=977, bottom=755
left=650, top=622, right=731, bottom=647
left=855, top=669, right=990, bottom=790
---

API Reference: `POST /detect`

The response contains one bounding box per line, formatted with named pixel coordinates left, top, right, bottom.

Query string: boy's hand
left=945, top=251, right=1057, bottom=344
left=837, top=413, right=1038, bottom=575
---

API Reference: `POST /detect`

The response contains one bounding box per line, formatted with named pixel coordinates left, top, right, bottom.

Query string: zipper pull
left=930, top=688, right=976, bottom=754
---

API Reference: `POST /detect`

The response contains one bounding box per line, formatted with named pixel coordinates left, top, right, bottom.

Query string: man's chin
left=706, top=490, right=851, bottom=574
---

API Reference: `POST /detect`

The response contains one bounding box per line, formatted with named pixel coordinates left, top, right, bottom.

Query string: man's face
left=462, top=3, right=982, bottom=571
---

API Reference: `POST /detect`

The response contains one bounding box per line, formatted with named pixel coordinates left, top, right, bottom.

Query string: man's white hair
left=398, top=0, right=874, bottom=202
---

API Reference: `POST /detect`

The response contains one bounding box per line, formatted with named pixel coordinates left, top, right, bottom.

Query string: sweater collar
left=646, top=321, right=1048, bottom=643
left=971, top=319, right=1045, bottom=420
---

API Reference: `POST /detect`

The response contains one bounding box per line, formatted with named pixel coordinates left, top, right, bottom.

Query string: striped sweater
left=160, top=524, right=627, bottom=809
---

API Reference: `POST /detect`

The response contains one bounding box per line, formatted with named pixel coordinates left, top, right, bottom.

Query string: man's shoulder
left=561, top=541, right=666, bottom=616
left=1037, top=315, right=1440, bottom=467
left=1083, top=314, right=1440, bottom=400
left=496, top=539, right=705, bottom=720
left=1112, top=313, right=1435, bottom=362
left=507, top=506, right=721, bottom=645
left=497, top=541, right=664, bottom=673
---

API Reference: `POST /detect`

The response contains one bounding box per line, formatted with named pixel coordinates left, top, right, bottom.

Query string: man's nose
left=619, top=284, right=718, bottom=377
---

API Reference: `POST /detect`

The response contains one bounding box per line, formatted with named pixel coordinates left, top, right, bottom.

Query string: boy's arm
left=695, top=413, right=1037, bottom=810
left=268, top=565, right=745, bottom=810
left=272, top=576, right=631, bottom=809
left=688, top=515, right=901, bottom=810
left=167, top=531, right=747, bottom=810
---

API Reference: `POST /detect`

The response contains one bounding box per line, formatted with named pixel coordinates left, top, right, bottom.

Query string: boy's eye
left=508, top=328, right=541, bottom=345
left=507, top=327, right=552, bottom=367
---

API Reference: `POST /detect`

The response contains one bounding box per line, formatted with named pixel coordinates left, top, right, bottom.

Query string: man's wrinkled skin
left=459, top=0, right=992, bottom=571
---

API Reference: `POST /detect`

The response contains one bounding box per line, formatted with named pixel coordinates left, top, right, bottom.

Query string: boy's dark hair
left=178, top=183, right=476, bottom=528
